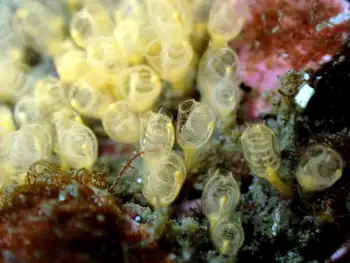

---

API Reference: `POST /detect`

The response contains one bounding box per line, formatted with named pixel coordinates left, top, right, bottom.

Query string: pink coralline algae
left=232, top=0, right=350, bottom=117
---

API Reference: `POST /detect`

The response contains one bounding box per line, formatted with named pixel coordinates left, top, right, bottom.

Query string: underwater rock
left=298, top=40, right=350, bottom=136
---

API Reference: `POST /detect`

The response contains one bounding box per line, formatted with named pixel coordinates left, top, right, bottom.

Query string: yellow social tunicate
left=210, top=216, right=245, bottom=257
left=140, top=109, right=175, bottom=167
left=241, top=123, right=293, bottom=196
left=14, top=95, right=42, bottom=126
left=86, top=36, right=127, bottom=72
left=55, top=119, right=98, bottom=170
left=50, top=108, right=84, bottom=155
left=70, top=2, right=113, bottom=48
left=114, top=18, right=144, bottom=65
left=198, top=44, right=240, bottom=98
left=145, top=38, right=162, bottom=74
left=53, top=41, right=90, bottom=84
left=161, top=40, right=196, bottom=91
left=51, top=108, right=84, bottom=127
left=12, top=2, right=65, bottom=54
left=241, top=124, right=280, bottom=176
left=177, top=98, right=215, bottom=168
left=69, top=78, right=114, bottom=119
left=102, top=101, right=140, bottom=144
left=145, top=39, right=196, bottom=93
left=0, top=104, right=16, bottom=138
left=296, top=145, right=343, bottom=192
left=34, top=76, right=70, bottom=117
left=142, top=150, right=186, bottom=207
left=20, top=123, right=53, bottom=156
left=202, top=169, right=240, bottom=225
left=208, top=68, right=241, bottom=118
left=116, top=65, right=162, bottom=113
left=0, top=59, right=27, bottom=102
left=115, top=0, right=156, bottom=60
left=208, top=0, right=248, bottom=46
left=0, top=123, right=52, bottom=176
left=146, top=0, right=193, bottom=45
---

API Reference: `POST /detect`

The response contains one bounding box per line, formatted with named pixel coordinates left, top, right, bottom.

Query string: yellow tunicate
left=70, top=2, right=113, bottom=48
left=296, top=144, right=343, bottom=193
left=202, top=169, right=240, bottom=225
left=34, top=76, right=70, bottom=117
left=69, top=78, right=114, bottom=119
left=0, top=59, right=27, bottom=102
left=210, top=216, right=245, bottom=257
left=14, top=95, right=42, bottom=127
left=50, top=108, right=84, bottom=155
left=140, top=109, right=175, bottom=167
left=51, top=108, right=84, bottom=127
left=241, top=124, right=280, bottom=176
left=208, top=0, right=248, bottom=46
left=146, top=0, right=193, bottom=45
left=53, top=40, right=90, bottom=85
left=145, top=38, right=162, bottom=74
left=145, top=39, right=196, bottom=93
left=241, top=123, right=293, bottom=196
left=116, top=65, right=162, bottom=113
left=208, top=67, right=241, bottom=119
left=114, top=18, right=144, bottom=65
left=177, top=98, right=215, bottom=169
left=142, top=150, right=186, bottom=207
left=0, top=104, right=16, bottom=138
left=198, top=44, right=240, bottom=100
left=161, top=40, right=196, bottom=92
left=115, top=0, right=156, bottom=60
left=102, top=101, right=140, bottom=144
left=55, top=119, right=98, bottom=170
left=86, top=36, right=128, bottom=72
left=0, top=123, right=53, bottom=177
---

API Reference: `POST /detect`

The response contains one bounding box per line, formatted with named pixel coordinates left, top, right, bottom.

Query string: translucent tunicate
left=296, top=144, right=343, bottom=192
left=177, top=98, right=215, bottom=168
left=116, top=65, right=162, bottom=113
left=210, top=216, right=245, bottom=256
left=208, top=0, right=248, bottom=45
left=142, top=150, right=186, bottom=207
left=202, top=169, right=240, bottom=224
left=102, top=100, right=140, bottom=144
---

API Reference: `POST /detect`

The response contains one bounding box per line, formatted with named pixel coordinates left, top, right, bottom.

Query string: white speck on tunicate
left=137, top=178, right=142, bottom=183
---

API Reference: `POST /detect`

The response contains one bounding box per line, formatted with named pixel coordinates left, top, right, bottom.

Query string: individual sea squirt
left=241, top=123, right=293, bottom=196
left=296, top=144, right=343, bottom=193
